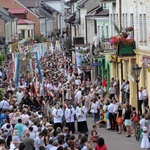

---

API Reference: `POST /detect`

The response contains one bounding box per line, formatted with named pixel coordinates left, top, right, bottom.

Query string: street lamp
left=132, top=64, right=142, bottom=118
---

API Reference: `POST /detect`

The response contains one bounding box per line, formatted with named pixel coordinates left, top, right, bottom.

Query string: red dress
left=95, top=144, right=107, bottom=150
left=102, top=78, right=107, bottom=87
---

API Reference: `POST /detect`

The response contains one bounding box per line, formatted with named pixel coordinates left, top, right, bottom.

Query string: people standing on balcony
left=139, top=89, right=143, bottom=115
left=142, top=87, right=148, bottom=114
left=124, top=81, right=130, bottom=103
left=121, top=79, right=126, bottom=104
left=93, top=33, right=100, bottom=48
left=92, top=34, right=100, bottom=55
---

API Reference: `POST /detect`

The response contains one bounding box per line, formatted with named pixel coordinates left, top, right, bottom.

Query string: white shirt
left=21, top=114, right=30, bottom=124
left=52, top=108, right=63, bottom=123
left=76, top=106, right=87, bottom=122
left=139, top=92, right=143, bottom=100
left=0, top=100, right=9, bottom=109
left=34, top=136, right=44, bottom=150
left=142, top=89, right=148, bottom=99
left=140, top=118, right=146, bottom=129
left=108, top=103, right=115, bottom=113
left=93, top=35, right=100, bottom=47
left=65, top=107, right=76, bottom=123
left=75, top=79, right=81, bottom=86
left=16, top=91, right=24, bottom=103
left=109, top=87, right=115, bottom=94
left=75, top=91, right=82, bottom=102
left=91, top=102, right=98, bottom=113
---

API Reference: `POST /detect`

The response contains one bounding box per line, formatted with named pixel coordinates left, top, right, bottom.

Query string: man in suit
left=22, top=132, right=34, bottom=150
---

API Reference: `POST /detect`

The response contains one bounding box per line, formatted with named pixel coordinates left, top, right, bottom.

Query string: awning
left=65, top=13, right=75, bottom=23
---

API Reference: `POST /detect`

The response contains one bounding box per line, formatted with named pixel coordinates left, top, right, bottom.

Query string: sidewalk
left=86, top=118, right=141, bottom=150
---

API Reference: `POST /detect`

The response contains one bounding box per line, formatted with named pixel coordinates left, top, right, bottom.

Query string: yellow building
left=135, top=50, right=150, bottom=103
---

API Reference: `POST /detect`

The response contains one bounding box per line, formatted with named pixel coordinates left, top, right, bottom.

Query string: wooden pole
left=119, top=0, right=122, bottom=30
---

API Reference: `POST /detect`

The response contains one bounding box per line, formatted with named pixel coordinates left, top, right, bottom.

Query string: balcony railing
left=118, top=41, right=135, bottom=56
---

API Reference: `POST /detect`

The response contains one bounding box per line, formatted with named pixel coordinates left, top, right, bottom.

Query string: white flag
left=127, top=74, right=134, bottom=82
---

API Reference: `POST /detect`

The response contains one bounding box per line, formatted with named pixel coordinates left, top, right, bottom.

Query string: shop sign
left=142, top=56, right=150, bottom=68
left=109, top=55, right=121, bottom=63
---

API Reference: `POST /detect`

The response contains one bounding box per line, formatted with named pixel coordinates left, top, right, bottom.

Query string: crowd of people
left=0, top=43, right=149, bottom=150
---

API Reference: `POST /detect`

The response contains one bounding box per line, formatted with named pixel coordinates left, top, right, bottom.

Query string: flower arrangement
left=75, top=46, right=90, bottom=54
left=110, top=24, right=135, bottom=47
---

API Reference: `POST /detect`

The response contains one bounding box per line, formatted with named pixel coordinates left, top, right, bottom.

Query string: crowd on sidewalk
left=0, top=43, right=149, bottom=150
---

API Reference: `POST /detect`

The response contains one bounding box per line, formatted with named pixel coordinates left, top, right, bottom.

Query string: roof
left=17, top=19, right=34, bottom=24
left=0, top=7, right=14, bottom=22
left=95, top=9, right=109, bottom=16
left=77, top=0, right=100, bottom=13
left=41, top=2, right=61, bottom=14
left=86, top=6, right=109, bottom=17
left=8, top=8, right=27, bottom=14
left=64, top=13, right=75, bottom=23
left=18, top=0, right=41, bottom=7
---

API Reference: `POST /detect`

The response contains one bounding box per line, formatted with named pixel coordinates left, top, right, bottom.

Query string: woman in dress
left=140, top=127, right=150, bottom=149
left=124, top=104, right=132, bottom=137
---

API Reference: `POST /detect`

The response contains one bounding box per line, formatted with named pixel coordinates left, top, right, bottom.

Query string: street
left=86, top=117, right=141, bottom=150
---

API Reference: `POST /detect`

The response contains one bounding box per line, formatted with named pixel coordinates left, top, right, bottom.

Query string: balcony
left=118, top=41, right=135, bottom=57
left=101, top=0, right=116, bottom=2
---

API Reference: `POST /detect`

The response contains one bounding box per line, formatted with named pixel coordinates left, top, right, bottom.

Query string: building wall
left=108, top=0, right=150, bottom=107
left=0, top=19, right=5, bottom=37
left=17, top=24, right=34, bottom=39
left=96, top=18, right=109, bottom=42
left=80, top=8, right=87, bottom=41
left=0, top=0, right=40, bottom=35
left=87, top=19, right=95, bottom=44
left=45, top=1, right=66, bottom=30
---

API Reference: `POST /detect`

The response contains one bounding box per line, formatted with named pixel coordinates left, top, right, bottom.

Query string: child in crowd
left=140, top=127, right=150, bottom=149
left=140, top=114, right=146, bottom=141
left=95, top=137, right=107, bottom=150
left=90, top=125, right=99, bottom=143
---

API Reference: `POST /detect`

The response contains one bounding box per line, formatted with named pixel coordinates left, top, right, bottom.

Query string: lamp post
left=132, top=64, right=142, bottom=118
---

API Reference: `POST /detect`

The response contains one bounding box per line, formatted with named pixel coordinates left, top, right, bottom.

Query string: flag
left=49, top=91, right=54, bottom=98
left=42, top=101, right=46, bottom=105
left=127, top=74, right=134, bottom=82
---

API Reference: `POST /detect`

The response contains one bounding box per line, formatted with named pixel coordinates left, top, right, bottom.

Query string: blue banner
left=34, top=52, right=42, bottom=82
left=15, top=53, right=20, bottom=86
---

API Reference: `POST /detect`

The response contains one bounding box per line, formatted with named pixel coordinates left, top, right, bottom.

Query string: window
left=130, top=14, right=133, bottom=27
left=143, top=14, right=147, bottom=42
left=122, top=14, right=125, bottom=28
left=103, top=3, right=106, bottom=8
left=125, top=13, right=127, bottom=27
left=21, top=30, right=25, bottom=39
left=101, top=26, right=104, bottom=38
left=116, top=14, right=118, bottom=25
left=106, top=26, right=109, bottom=38
left=139, top=14, right=143, bottom=41
left=28, top=30, right=30, bottom=37
left=31, top=29, right=34, bottom=37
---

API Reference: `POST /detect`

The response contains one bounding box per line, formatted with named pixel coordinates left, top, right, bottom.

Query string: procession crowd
left=0, top=46, right=149, bottom=150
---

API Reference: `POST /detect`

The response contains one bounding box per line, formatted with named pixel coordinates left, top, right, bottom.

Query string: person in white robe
left=65, top=102, right=76, bottom=134
left=76, top=102, right=88, bottom=133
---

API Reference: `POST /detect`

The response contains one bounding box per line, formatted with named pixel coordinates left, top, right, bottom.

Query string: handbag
left=117, top=117, right=123, bottom=123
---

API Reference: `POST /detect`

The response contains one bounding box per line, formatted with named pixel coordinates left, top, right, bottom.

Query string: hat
left=45, top=122, right=51, bottom=127
left=143, top=127, right=147, bottom=131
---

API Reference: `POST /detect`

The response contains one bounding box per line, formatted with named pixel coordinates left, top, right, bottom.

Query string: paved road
left=86, top=117, right=142, bottom=150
